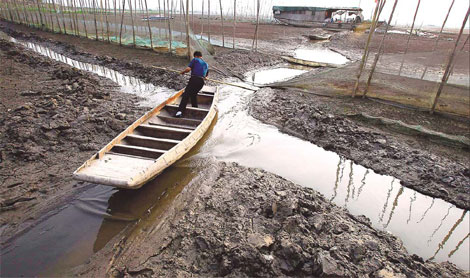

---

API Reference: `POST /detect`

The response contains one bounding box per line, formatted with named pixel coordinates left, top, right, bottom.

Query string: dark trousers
left=178, top=76, right=205, bottom=114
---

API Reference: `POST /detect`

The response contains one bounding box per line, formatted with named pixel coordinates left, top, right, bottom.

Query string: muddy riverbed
left=1, top=20, right=469, bottom=277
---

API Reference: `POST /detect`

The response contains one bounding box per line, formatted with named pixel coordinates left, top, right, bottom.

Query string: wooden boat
left=73, top=86, right=219, bottom=189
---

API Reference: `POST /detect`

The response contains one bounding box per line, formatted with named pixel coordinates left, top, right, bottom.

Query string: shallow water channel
left=1, top=37, right=469, bottom=276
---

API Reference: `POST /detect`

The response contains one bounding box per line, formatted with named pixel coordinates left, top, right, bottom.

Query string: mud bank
left=0, top=22, right=282, bottom=87
left=249, top=88, right=470, bottom=210
left=0, top=39, right=146, bottom=240
left=73, top=162, right=466, bottom=277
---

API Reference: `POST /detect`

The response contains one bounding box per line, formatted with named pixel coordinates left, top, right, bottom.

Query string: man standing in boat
left=175, top=51, right=209, bottom=118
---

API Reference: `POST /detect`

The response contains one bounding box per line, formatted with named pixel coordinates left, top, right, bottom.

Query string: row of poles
left=352, top=0, right=470, bottom=114
left=0, top=0, right=265, bottom=60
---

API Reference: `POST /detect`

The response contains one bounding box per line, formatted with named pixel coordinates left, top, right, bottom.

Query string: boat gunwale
left=73, top=87, right=219, bottom=189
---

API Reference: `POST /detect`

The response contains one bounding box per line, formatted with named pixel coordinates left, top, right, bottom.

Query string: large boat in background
left=273, top=6, right=364, bottom=30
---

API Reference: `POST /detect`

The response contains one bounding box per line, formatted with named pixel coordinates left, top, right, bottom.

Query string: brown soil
left=0, top=38, right=147, bottom=240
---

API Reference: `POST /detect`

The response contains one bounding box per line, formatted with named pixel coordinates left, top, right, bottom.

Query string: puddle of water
left=195, top=81, right=469, bottom=270
left=294, top=48, right=349, bottom=65
left=246, top=68, right=307, bottom=85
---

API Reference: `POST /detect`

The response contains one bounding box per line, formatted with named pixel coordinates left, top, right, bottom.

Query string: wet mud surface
left=74, top=162, right=467, bottom=278
left=0, top=39, right=147, bottom=240
left=249, top=88, right=470, bottom=210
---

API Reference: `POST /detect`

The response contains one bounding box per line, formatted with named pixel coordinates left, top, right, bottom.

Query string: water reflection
left=18, top=41, right=175, bottom=107
left=200, top=83, right=469, bottom=270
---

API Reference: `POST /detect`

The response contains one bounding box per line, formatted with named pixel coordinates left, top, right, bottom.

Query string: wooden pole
left=351, top=0, right=382, bottom=97
left=218, top=0, right=224, bottom=47
left=113, top=0, right=118, bottom=37
left=36, top=0, right=45, bottom=28
left=78, top=0, right=88, bottom=37
left=207, top=0, right=210, bottom=43
left=128, top=0, right=136, bottom=46
left=430, top=7, right=469, bottom=114
left=119, top=0, right=125, bottom=45
left=21, top=0, right=32, bottom=26
left=363, top=0, right=399, bottom=97
left=167, top=0, right=173, bottom=53
left=51, top=0, right=63, bottom=33
left=232, top=0, right=236, bottom=49
left=200, top=0, right=204, bottom=38
left=58, top=0, right=67, bottom=33
left=144, top=0, right=153, bottom=48
left=398, top=0, right=421, bottom=76
left=185, top=0, right=191, bottom=59
left=92, top=0, right=98, bottom=39
left=72, top=0, right=80, bottom=35
left=420, top=0, right=455, bottom=80
left=104, top=0, right=110, bottom=41
left=252, top=0, right=260, bottom=51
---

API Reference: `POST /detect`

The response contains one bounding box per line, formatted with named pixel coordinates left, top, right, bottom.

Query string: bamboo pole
left=252, top=0, right=260, bottom=51
left=430, top=7, right=469, bottom=114
left=232, top=0, right=236, bottom=49
left=200, top=0, right=204, bottom=38
left=13, top=0, right=23, bottom=24
left=78, top=0, right=88, bottom=37
left=218, top=0, right=224, bottom=47
left=152, top=66, right=257, bottom=90
left=119, top=0, right=125, bottom=44
left=157, top=0, right=161, bottom=39
left=128, top=0, right=135, bottom=46
left=58, top=0, right=67, bottom=33
left=363, top=0, right=399, bottom=97
left=5, top=0, right=14, bottom=22
left=180, top=0, right=184, bottom=41
left=185, top=0, right=191, bottom=59
left=72, top=0, right=81, bottom=35
left=420, top=0, right=455, bottom=80
left=35, top=0, right=44, bottom=28
left=167, top=0, right=173, bottom=53
left=51, top=0, right=63, bottom=33
left=21, top=0, right=31, bottom=26
left=104, top=0, right=110, bottom=41
left=398, top=0, right=421, bottom=76
left=144, top=0, right=153, bottom=48
left=351, top=0, right=383, bottom=97
left=207, top=0, right=210, bottom=43
left=191, top=0, right=193, bottom=31
left=93, top=0, right=99, bottom=39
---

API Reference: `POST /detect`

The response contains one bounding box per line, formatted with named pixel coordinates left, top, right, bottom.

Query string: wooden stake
left=185, top=0, right=191, bottom=59
left=420, top=0, right=455, bottom=80
left=104, top=0, right=110, bottom=41
left=36, top=0, right=45, bottom=28
left=232, top=0, right=236, bottom=49
left=128, top=0, right=136, bottom=46
left=119, top=0, right=125, bottom=45
left=144, top=0, right=153, bottom=48
left=363, top=0, right=399, bottom=97
left=351, top=0, right=383, bottom=97
left=252, top=0, right=260, bottom=51
left=167, top=0, right=173, bottom=53
left=218, top=0, right=224, bottom=47
left=430, top=7, right=469, bottom=114
left=92, top=0, right=98, bottom=39
left=78, top=0, right=88, bottom=37
left=207, top=0, right=210, bottom=43
left=200, top=0, right=204, bottom=38
left=398, top=0, right=421, bottom=76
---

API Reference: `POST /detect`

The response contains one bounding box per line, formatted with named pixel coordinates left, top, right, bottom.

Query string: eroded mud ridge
left=103, top=163, right=466, bottom=277
left=0, top=39, right=146, bottom=239
left=250, top=88, right=470, bottom=210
